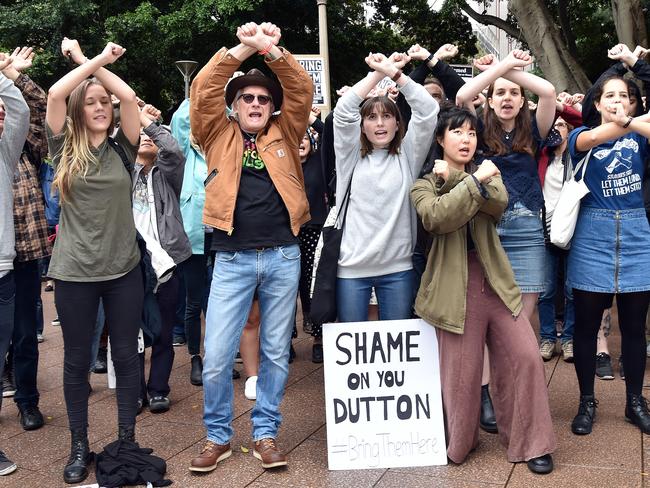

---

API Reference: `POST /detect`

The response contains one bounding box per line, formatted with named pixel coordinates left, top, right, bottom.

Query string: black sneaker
left=595, top=352, right=614, bottom=380
left=172, top=336, right=186, bottom=347
left=1, top=368, right=15, bottom=398
left=0, top=450, right=16, bottom=476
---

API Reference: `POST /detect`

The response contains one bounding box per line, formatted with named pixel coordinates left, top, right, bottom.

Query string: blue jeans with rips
left=202, top=245, right=300, bottom=444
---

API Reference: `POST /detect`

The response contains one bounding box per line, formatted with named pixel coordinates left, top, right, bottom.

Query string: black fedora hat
left=225, top=68, right=283, bottom=108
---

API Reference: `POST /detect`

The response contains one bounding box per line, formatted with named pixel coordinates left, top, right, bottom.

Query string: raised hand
left=611, top=101, right=630, bottom=126
left=633, top=45, right=649, bottom=59
left=407, top=44, right=431, bottom=62
left=388, top=52, right=411, bottom=70
left=259, top=22, right=281, bottom=45
left=473, top=54, right=497, bottom=72
left=365, top=52, right=396, bottom=76
left=10, top=47, right=34, bottom=72
left=100, top=42, right=126, bottom=64
left=434, top=44, right=458, bottom=61
left=505, top=49, right=533, bottom=69
left=61, top=38, right=86, bottom=65
left=0, top=53, right=13, bottom=71
left=311, top=106, right=321, bottom=118
left=140, top=103, right=162, bottom=126
left=608, top=43, right=637, bottom=67
left=433, top=159, right=449, bottom=181
left=336, top=85, right=351, bottom=97
left=474, top=159, right=500, bottom=182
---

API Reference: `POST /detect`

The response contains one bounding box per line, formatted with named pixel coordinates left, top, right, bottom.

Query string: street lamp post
left=317, top=0, right=332, bottom=117
left=175, top=60, right=199, bottom=100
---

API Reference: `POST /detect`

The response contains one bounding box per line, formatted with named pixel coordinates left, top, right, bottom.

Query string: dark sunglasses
left=238, top=93, right=272, bottom=105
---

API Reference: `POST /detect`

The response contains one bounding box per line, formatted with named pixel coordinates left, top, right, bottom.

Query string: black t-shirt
left=211, top=132, right=297, bottom=251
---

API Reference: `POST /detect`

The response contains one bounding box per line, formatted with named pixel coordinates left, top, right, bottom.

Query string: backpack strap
left=107, top=136, right=134, bottom=173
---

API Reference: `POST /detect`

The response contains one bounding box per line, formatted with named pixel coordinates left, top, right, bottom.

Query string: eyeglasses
left=238, top=93, right=272, bottom=105
left=554, top=122, right=567, bottom=128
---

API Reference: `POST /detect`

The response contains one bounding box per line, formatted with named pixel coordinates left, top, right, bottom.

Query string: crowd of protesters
left=1, top=19, right=650, bottom=484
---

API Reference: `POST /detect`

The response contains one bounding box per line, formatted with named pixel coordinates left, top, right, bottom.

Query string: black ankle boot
left=571, top=394, right=597, bottom=435
left=479, top=384, right=498, bottom=433
left=190, top=355, right=203, bottom=386
left=625, top=394, right=650, bottom=434
left=63, top=428, right=91, bottom=484
left=118, top=424, right=136, bottom=442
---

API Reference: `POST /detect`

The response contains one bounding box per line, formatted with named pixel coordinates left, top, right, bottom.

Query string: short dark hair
left=359, top=96, right=404, bottom=157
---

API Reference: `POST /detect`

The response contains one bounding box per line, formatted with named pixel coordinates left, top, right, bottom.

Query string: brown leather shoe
left=189, top=441, right=232, bottom=472
left=253, top=438, right=287, bottom=468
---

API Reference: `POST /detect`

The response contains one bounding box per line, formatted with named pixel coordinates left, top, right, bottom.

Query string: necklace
left=504, top=129, right=514, bottom=140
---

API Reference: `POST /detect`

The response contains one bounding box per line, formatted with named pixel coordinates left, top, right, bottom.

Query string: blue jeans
left=203, top=245, right=300, bottom=444
left=336, top=269, right=415, bottom=322
left=0, top=272, right=15, bottom=411
left=538, top=246, right=574, bottom=343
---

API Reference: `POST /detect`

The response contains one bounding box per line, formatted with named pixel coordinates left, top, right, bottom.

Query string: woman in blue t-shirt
left=566, top=59, right=650, bottom=437
left=456, top=50, right=556, bottom=323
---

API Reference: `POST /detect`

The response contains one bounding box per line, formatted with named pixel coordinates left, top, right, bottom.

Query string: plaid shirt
left=12, top=74, right=51, bottom=262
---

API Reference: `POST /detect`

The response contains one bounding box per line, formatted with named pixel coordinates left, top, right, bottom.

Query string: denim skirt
left=567, top=207, right=650, bottom=293
left=496, top=202, right=545, bottom=293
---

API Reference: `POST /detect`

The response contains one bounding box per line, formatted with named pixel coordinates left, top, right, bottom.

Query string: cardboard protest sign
left=295, top=55, right=329, bottom=107
left=323, top=318, right=447, bottom=470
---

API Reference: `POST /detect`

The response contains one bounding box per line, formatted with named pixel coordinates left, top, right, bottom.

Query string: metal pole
left=175, top=60, right=199, bottom=100
left=317, top=0, right=332, bottom=117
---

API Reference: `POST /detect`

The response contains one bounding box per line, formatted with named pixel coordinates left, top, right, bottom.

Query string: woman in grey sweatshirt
left=333, top=51, right=438, bottom=322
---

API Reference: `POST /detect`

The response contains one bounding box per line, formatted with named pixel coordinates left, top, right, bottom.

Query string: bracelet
left=258, top=42, right=274, bottom=56
left=391, top=69, right=403, bottom=82
left=623, top=116, right=634, bottom=128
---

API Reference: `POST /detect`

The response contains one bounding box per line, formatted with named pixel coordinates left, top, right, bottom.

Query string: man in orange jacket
left=188, top=21, right=313, bottom=473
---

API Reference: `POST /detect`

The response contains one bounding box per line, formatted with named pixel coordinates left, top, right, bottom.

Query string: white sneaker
left=244, top=376, right=257, bottom=400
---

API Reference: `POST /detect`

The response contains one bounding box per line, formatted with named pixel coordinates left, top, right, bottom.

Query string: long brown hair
left=483, top=79, right=534, bottom=157
left=52, top=78, right=114, bottom=202
left=359, top=96, right=404, bottom=157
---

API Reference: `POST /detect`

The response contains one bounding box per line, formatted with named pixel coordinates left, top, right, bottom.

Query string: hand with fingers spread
left=388, top=52, right=411, bottom=70
left=434, top=44, right=458, bottom=61
left=61, top=38, right=87, bottom=65
left=100, top=42, right=126, bottom=64
left=0, top=53, right=13, bottom=71
left=473, top=54, right=497, bottom=72
left=407, top=44, right=431, bottom=62
left=10, top=47, right=34, bottom=72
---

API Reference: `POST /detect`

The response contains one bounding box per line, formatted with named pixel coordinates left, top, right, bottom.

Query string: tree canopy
left=0, top=0, right=476, bottom=117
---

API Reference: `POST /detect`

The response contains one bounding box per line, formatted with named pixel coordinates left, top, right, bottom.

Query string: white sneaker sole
left=253, top=449, right=287, bottom=468
left=0, top=463, right=17, bottom=476
left=188, top=449, right=231, bottom=472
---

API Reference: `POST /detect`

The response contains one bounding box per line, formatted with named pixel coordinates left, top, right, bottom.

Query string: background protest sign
left=323, top=318, right=447, bottom=470
left=295, top=55, right=329, bottom=108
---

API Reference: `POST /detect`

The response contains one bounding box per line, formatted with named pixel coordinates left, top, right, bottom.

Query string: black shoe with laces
left=18, top=404, right=44, bottom=431
left=625, top=394, right=650, bottom=434
left=63, top=428, right=92, bottom=484
left=1, top=366, right=15, bottom=398
left=571, top=394, right=598, bottom=435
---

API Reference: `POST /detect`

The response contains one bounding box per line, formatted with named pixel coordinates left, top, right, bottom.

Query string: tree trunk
left=508, top=0, right=591, bottom=93
left=611, top=0, right=648, bottom=49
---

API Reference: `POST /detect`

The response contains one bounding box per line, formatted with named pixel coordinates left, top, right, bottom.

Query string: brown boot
left=253, top=438, right=287, bottom=468
left=189, top=441, right=231, bottom=472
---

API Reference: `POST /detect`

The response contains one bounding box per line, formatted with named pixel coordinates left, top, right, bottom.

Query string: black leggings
left=55, top=266, right=143, bottom=430
left=573, top=289, right=650, bottom=397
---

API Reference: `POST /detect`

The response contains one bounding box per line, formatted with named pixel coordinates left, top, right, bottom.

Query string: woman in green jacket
left=411, top=106, right=556, bottom=474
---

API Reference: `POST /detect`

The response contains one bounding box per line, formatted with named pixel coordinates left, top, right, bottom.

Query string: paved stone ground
left=0, top=287, right=647, bottom=487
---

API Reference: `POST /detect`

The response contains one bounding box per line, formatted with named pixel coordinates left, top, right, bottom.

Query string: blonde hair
left=52, top=79, right=113, bottom=202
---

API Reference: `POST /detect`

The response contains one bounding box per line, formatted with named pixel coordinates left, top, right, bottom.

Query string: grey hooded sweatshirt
left=0, top=73, right=29, bottom=275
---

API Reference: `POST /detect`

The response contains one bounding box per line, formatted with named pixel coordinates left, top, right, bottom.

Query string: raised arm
left=0, top=62, right=30, bottom=175
left=575, top=105, right=650, bottom=152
